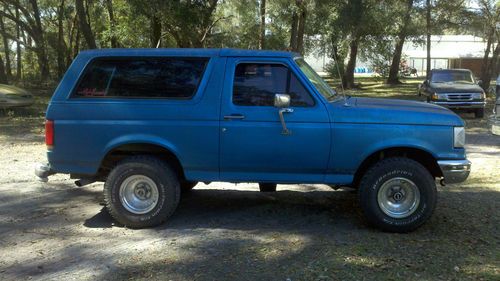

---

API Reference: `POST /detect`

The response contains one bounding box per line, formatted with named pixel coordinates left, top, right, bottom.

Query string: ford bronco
left=36, top=49, right=471, bottom=232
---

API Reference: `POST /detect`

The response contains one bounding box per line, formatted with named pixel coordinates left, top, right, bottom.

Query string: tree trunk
left=75, top=0, right=97, bottom=49
left=295, top=0, right=306, bottom=54
left=57, top=0, right=65, bottom=78
left=30, top=0, right=49, bottom=78
left=480, top=35, right=492, bottom=90
left=0, top=55, right=8, bottom=84
left=289, top=11, right=298, bottom=50
left=15, top=2, right=21, bottom=80
left=343, top=37, right=359, bottom=89
left=479, top=36, right=499, bottom=91
left=150, top=15, right=161, bottom=48
left=258, top=0, right=266, bottom=49
left=105, top=0, right=119, bottom=48
left=0, top=13, right=11, bottom=80
left=426, top=0, right=431, bottom=78
left=387, top=0, right=414, bottom=84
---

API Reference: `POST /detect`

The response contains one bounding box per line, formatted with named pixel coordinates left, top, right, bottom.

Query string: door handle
left=224, top=114, right=245, bottom=120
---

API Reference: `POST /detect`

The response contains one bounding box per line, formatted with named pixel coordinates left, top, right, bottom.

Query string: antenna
left=331, top=50, right=349, bottom=106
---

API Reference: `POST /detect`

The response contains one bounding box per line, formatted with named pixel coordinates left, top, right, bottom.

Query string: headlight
left=432, top=93, right=446, bottom=100
left=472, top=92, right=484, bottom=99
left=454, top=127, right=465, bottom=148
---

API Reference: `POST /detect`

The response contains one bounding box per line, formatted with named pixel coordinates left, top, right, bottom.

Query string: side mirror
left=477, top=80, right=483, bottom=86
left=274, top=93, right=291, bottom=108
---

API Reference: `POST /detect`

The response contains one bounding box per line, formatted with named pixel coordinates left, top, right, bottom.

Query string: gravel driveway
left=0, top=112, right=498, bottom=281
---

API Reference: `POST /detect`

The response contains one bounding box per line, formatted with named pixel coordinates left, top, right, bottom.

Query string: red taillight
left=45, top=120, right=54, bottom=148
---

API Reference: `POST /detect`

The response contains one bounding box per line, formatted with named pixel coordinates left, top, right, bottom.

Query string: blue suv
left=36, top=48, right=471, bottom=232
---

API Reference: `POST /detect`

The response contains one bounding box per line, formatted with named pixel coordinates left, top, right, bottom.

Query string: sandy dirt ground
left=0, top=112, right=499, bottom=281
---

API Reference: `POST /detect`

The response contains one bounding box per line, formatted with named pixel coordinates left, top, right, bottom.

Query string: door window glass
left=233, top=63, right=314, bottom=107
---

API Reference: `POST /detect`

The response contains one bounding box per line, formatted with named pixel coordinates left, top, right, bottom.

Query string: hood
left=330, top=97, right=464, bottom=126
left=429, top=82, right=483, bottom=93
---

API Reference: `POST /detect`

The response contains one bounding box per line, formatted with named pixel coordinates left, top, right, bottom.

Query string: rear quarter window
left=72, top=57, right=208, bottom=99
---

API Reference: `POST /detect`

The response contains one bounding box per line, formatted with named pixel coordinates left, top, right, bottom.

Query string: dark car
left=419, top=69, right=486, bottom=118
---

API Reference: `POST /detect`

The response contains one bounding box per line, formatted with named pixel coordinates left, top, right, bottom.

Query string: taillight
left=45, top=120, right=54, bottom=149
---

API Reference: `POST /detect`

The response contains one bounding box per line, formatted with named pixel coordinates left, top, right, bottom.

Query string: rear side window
left=233, top=63, right=315, bottom=107
left=73, top=58, right=208, bottom=99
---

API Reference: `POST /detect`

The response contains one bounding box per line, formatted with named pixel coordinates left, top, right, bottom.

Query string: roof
left=79, top=48, right=297, bottom=58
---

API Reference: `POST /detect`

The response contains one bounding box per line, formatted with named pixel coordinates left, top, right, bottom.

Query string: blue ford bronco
left=36, top=48, right=471, bottom=232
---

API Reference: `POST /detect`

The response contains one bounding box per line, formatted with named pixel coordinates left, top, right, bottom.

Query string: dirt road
left=0, top=113, right=498, bottom=281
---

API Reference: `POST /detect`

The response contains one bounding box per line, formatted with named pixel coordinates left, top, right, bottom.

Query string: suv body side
left=46, top=49, right=466, bottom=186
left=47, top=49, right=224, bottom=181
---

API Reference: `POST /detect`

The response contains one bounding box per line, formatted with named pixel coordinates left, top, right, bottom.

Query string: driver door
left=219, top=57, right=331, bottom=183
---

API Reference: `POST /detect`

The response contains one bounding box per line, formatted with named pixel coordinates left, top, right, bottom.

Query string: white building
left=305, top=35, right=491, bottom=77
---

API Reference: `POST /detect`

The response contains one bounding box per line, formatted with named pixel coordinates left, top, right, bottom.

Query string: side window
left=233, top=63, right=315, bottom=107
left=73, top=58, right=208, bottom=99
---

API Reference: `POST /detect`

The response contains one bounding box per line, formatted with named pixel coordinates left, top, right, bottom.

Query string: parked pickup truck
left=36, top=49, right=471, bottom=233
left=418, top=69, right=486, bottom=118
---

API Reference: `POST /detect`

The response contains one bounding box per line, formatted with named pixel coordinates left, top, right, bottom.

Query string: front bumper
left=430, top=101, right=485, bottom=109
left=438, top=160, right=471, bottom=184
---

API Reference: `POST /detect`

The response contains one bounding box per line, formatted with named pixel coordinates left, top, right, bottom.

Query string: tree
left=258, top=0, right=265, bottom=49
left=105, top=0, right=119, bottom=48
left=476, top=0, right=500, bottom=91
left=0, top=0, right=50, bottom=78
left=75, top=0, right=97, bottom=49
left=387, top=0, right=415, bottom=84
left=289, top=0, right=308, bottom=54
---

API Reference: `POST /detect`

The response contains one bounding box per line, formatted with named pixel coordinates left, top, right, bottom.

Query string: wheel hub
left=377, top=177, right=421, bottom=219
left=119, top=175, right=159, bottom=214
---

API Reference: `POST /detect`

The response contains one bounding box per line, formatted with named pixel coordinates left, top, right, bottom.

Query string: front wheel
left=358, top=158, right=437, bottom=233
left=104, top=156, right=180, bottom=228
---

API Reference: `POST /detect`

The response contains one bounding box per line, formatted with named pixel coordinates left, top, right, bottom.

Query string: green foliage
left=0, top=0, right=494, bottom=85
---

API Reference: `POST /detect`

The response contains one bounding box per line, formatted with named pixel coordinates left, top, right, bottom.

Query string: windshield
left=295, top=58, right=337, bottom=100
left=430, top=71, right=474, bottom=84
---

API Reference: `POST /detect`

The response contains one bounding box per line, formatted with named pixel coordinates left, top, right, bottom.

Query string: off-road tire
left=358, top=157, right=437, bottom=233
left=104, top=156, right=180, bottom=228
left=259, top=183, right=277, bottom=192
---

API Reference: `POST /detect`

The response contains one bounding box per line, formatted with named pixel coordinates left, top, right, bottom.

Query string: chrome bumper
left=430, top=101, right=486, bottom=109
left=34, top=163, right=55, bottom=182
left=438, top=160, right=471, bottom=184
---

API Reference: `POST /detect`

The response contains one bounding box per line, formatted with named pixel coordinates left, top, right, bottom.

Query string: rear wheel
left=259, top=183, right=277, bottom=192
left=104, top=156, right=180, bottom=228
left=475, top=108, right=484, bottom=118
left=358, top=157, right=437, bottom=233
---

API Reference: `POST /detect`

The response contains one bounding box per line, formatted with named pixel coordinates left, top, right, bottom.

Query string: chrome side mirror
left=274, top=94, right=291, bottom=108
left=274, top=94, right=293, bottom=135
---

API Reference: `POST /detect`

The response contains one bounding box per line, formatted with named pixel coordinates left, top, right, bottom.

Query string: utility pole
left=426, top=0, right=431, bottom=78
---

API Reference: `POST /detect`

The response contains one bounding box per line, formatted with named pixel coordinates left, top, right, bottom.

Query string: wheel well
left=352, top=147, right=442, bottom=188
left=98, top=143, right=185, bottom=181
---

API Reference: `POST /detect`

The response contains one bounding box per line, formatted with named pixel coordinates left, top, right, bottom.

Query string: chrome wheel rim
left=119, top=175, right=159, bottom=214
left=377, top=177, right=420, bottom=219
